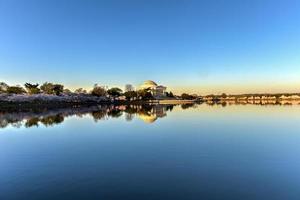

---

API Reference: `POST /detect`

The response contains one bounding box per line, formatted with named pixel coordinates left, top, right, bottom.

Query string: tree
left=138, top=88, right=153, bottom=100
left=107, top=87, right=123, bottom=99
left=24, top=83, right=40, bottom=95
left=274, top=94, right=282, bottom=99
left=91, top=110, right=107, bottom=122
left=40, top=82, right=64, bottom=95
left=25, top=117, right=39, bottom=128
left=40, top=82, right=54, bottom=94
left=125, top=84, right=134, bottom=92
left=0, top=82, right=9, bottom=93
left=107, top=109, right=123, bottom=118
left=63, top=89, right=72, bottom=94
left=221, top=93, right=227, bottom=98
left=6, top=86, right=26, bottom=94
left=91, top=84, right=107, bottom=97
left=52, top=84, right=64, bottom=95
left=40, top=114, right=64, bottom=126
left=124, top=91, right=137, bottom=101
left=181, top=93, right=194, bottom=100
left=75, top=88, right=87, bottom=94
left=166, top=91, right=174, bottom=98
left=181, top=103, right=195, bottom=109
left=206, top=94, right=215, bottom=99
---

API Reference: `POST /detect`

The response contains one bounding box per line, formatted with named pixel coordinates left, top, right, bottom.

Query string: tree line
left=0, top=82, right=180, bottom=101
left=0, top=82, right=66, bottom=95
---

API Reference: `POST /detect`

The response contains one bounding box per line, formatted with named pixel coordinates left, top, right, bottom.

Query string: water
left=1, top=104, right=300, bottom=200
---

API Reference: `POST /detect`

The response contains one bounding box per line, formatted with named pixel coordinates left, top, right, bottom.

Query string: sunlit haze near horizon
left=0, top=0, right=300, bottom=95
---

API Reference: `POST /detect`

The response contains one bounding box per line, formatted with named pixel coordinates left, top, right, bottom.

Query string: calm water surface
left=1, top=104, right=300, bottom=200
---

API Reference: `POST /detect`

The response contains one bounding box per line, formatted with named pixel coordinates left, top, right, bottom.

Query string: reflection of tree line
left=0, top=104, right=181, bottom=129
left=91, top=104, right=175, bottom=123
left=205, top=100, right=300, bottom=107
left=25, top=114, right=65, bottom=127
left=0, top=106, right=99, bottom=129
left=2, top=101, right=299, bottom=129
left=181, top=103, right=197, bottom=110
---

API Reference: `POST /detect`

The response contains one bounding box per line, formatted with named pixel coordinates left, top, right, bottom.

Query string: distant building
left=139, top=80, right=167, bottom=98
left=125, top=84, right=134, bottom=92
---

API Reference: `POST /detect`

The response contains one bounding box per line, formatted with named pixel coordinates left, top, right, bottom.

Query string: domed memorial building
left=139, top=80, right=167, bottom=99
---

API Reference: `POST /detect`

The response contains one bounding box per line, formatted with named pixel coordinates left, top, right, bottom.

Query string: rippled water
left=1, top=104, right=300, bottom=200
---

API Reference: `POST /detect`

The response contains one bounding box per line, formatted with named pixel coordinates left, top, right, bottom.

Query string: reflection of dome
left=140, top=80, right=158, bottom=89
left=138, top=113, right=157, bottom=123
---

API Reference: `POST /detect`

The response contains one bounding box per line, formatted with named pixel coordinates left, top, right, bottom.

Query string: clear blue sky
left=0, top=0, right=300, bottom=94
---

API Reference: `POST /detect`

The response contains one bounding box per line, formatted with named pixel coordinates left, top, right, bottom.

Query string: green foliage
left=25, top=118, right=39, bottom=127
left=75, top=88, right=87, bottom=94
left=91, top=111, right=107, bottom=121
left=40, top=82, right=64, bottom=95
left=107, top=109, right=123, bottom=118
left=166, top=91, right=174, bottom=98
left=107, top=87, right=123, bottom=98
left=7, top=86, right=26, bottom=94
left=24, top=83, right=40, bottom=95
left=40, top=114, right=64, bottom=126
left=124, top=91, right=137, bottom=101
left=221, top=93, right=227, bottom=98
left=181, top=93, right=194, bottom=100
left=63, top=89, right=72, bottom=94
left=52, top=84, right=64, bottom=95
left=91, top=85, right=107, bottom=97
left=181, top=103, right=195, bottom=109
left=40, top=82, right=55, bottom=94
left=124, top=106, right=138, bottom=114
left=0, top=82, right=9, bottom=93
left=166, top=105, right=174, bottom=111
left=138, top=88, right=153, bottom=100
left=274, top=94, right=282, bottom=99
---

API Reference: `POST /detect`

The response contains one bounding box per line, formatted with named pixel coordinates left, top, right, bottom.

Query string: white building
left=139, top=80, right=167, bottom=98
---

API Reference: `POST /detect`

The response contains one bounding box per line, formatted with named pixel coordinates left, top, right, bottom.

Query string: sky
left=0, top=0, right=300, bottom=95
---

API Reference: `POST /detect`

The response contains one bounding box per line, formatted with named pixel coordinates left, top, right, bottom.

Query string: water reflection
left=1, top=102, right=300, bottom=200
left=1, top=101, right=299, bottom=129
left=0, top=104, right=178, bottom=129
left=206, top=100, right=300, bottom=106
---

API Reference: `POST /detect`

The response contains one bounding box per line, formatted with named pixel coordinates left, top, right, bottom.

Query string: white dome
left=138, top=113, right=157, bottom=123
left=140, top=80, right=158, bottom=89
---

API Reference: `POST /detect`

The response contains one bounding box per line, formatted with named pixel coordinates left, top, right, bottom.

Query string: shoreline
left=0, top=99, right=199, bottom=112
left=0, top=94, right=197, bottom=112
left=1, top=93, right=300, bottom=112
left=1, top=99, right=300, bottom=112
